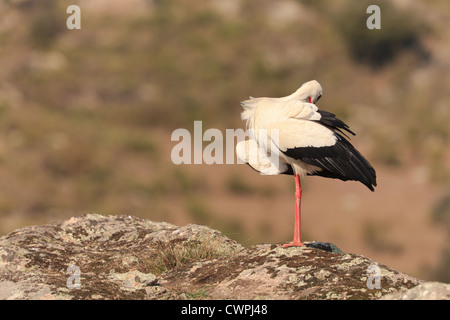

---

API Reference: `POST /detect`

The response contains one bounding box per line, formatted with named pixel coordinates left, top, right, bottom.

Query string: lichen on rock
left=0, top=213, right=433, bottom=300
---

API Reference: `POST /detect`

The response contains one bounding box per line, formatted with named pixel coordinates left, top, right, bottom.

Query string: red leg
left=282, top=173, right=304, bottom=247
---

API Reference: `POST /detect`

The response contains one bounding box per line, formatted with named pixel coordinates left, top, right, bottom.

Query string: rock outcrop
left=0, top=213, right=444, bottom=300
left=380, top=281, right=450, bottom=300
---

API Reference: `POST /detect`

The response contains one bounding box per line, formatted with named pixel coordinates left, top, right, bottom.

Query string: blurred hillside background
left=0, top=0, right=449, bottom=281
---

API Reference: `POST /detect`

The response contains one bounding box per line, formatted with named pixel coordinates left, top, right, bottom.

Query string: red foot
left=281, top=241, right=305, bottom=248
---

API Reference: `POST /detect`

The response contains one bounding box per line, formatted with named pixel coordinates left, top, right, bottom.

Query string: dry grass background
left=0, top=0, right=449, bottom=281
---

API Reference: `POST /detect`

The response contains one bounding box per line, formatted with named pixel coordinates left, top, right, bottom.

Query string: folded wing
left=269, top=109, right=377, bottom=191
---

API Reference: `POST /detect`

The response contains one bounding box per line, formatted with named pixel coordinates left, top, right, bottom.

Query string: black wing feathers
left=282, top=110, right=377, bottom=191
left=316, top=110, right=355, bottom=138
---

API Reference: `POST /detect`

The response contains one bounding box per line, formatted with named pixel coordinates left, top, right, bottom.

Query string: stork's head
left=294, top=80, right=323, bottom=104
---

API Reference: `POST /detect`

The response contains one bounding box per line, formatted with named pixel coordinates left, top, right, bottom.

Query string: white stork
left=236, top=80, right=377, bottom=247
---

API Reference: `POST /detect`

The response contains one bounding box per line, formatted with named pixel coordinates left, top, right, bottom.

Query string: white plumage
left=237, top=80, right=333, bottom=178
left=236, top=80, right=376, bottom=247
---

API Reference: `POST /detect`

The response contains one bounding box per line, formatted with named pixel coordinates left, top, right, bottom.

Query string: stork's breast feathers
left=267, top=120, right=337, bottom=151
left=236, top=139, right=291, bottom=175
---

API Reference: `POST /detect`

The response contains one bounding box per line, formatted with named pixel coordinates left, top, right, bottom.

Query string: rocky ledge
left=0, top=214, right=447, bottom=300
